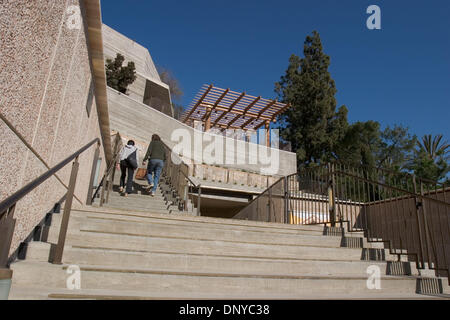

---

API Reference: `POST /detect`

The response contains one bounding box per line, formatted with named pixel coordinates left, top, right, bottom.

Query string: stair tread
left=10, top=286, right=448, bottom=300
left=74, top=207, right=326, bottom=231
left=11, top=261, right=416, bottom=281
left=55, top=245, right=388, bottom=263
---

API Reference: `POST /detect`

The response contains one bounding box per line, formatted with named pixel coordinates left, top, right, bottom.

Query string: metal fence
left=233, top=163, right=450, bottom=284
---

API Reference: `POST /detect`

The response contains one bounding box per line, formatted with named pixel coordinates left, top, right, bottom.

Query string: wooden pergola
left=181, top=84, right=290, bottom=146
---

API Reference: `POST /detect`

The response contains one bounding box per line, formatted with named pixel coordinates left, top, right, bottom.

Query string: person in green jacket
left=142, top=134, right=166, bottom=196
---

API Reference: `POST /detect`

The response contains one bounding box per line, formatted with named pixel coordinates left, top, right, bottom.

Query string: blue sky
left=101, top=0, right=450, bottom=139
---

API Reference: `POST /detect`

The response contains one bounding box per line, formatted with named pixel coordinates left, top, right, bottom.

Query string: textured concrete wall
left=102, top=24, right=161, bottom=83
left=102, top=24, right=173, bottom=117
left=107, top=87, right=297, bottom=176
left=0, top=0, right=106, bottom=253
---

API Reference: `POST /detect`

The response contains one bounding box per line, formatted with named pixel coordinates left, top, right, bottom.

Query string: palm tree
left=417, top=134, right=449, bottom=160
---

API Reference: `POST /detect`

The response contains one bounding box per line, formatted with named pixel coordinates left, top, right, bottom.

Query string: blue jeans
left=147, top=159, right=164, bottom=192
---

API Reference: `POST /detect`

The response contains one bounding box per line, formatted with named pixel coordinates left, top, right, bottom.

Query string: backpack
left=124, top=150, right=138, bottom=169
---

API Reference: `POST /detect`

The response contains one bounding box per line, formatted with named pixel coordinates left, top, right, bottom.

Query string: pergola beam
left=183, top=84, right=213, bottom=123
left=225, top=96, right=261, bottom=129
left=183, top=85, right=289, bottom=132
left=201, top=88, right=229, bottom=121
left=243, top=96, right=261, bottom=114
left=258, top=99, right=277, bottom=117
left=271, top=103, right=291, bottom=121
left=255, top=121, right=267, bottom=130
left=241, top=117, right=258, bottom=129
left=212, top=91, right=246, bottom=127
left=198, top=102, right=273, bottom=121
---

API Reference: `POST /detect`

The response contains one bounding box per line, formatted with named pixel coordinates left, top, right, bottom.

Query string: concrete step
left=9, top=203, right=440, bottom=299
left=91, top=203, right=177, bottom=215
left=24, top=242, right=402, bottom=277
left=10, top=285, right=448, bottom=300
left=104, top=202, right=179, bottom=214
left=46, top=215, right=344, bottom=248
left=48, top=210, right=328, bottom=239
left=47, top=209, right=386, bottom=252
left=106, top=205, right=181, bottom=215
left=10, top=261, right=420, bottom=295
left=70, top=207, right=328, bottom=235
left=109, top=192, right=166, bottom=200
left=105, top=199, right=177, bottom=211
left=44, top=229, right=397, bottom=262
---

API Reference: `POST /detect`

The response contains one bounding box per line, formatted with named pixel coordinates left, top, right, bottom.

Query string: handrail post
left=412, top=175, right=426, bottom=269
left=99, top=168, right=107, bottom=207
left=0, top=204, right=16, bottom=268
left=197, top=185, right=201, bottom=216
left=268, top=186, right=272, bottom=222
left=106, top=135, right=121, bottom=203
left=105, top=164, right=114, bottom=203
left=86, top=143, right=100, bottom=205
left=419, top=180, right=434, bottom=270
left=328, top=163, right=336, bottom=227
left=184, top=184, right=188, bottom=211
left=284, top=176, right=289, bottom=224
left=52, top=157, right=79, bottom=264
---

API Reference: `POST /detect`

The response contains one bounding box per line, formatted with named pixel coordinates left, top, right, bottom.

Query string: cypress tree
left=275, top=31, right=348, bottom=167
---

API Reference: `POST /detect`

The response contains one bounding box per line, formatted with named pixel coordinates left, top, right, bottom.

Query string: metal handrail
left=300, top=161, right=447, bottom=187
left=161, top=142, right=199, bottom=188
left=332, top=168, right=450, bottom=207
left=0, top=138, right=100, bottom=217
left=160, top=141, right=202, bottom=215
left=90, top=133, right=123, bottom=205
left=0, top=138, right=101, bottom=267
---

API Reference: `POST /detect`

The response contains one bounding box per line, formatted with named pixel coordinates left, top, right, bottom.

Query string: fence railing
left=233, top=162, right=450, bottom=284
left=90, top=133, right=123, bottom=206
left=161, top=142, right=201, bottom=215
left=0, top=138, right=101, bottom=267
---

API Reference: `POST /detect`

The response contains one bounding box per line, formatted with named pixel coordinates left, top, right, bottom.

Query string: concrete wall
left=102, top=24, right=161, bottom=83
left=0, top=0, right=106, bottom=253
left=107, top=87, right=297, bottom=176
left=102, top=24, right=173, bottom=117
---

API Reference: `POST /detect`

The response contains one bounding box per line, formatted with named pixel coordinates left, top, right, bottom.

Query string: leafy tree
left=158, top=66, right=184, bottom=120
left=376, top=125, right=417, bottom=171
left=417, top=134, right=449, bottom=161
left=335, top=121, right=381, bottom=168
left=105, top=53, right=136, bottom=94
left=275, top=32, right=448, bottom=183
left=275, top=31, right=348, bottom=167
left=408, top=134, right=449, bottom=182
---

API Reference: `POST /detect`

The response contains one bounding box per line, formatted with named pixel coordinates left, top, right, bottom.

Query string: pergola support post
left=204, top=107, right=211, bottom=131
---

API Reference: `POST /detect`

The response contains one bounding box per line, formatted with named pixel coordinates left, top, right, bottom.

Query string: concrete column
left=265, top=121, right=270, bottom=147
left=245, top=130, right=254, bottom=143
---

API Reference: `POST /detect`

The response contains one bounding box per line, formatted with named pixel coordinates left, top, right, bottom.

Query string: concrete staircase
left=7, top=179, right=450, bottom=299
left=99, top=170, right=195, bottom=215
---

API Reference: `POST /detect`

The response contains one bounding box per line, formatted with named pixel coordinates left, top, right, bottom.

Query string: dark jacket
left=143, top=140, right=166, bottom=161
